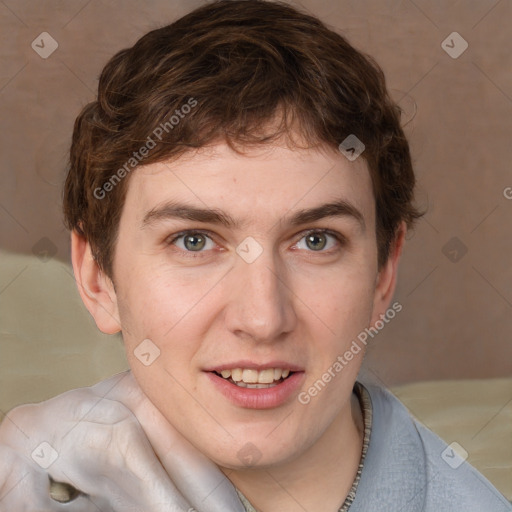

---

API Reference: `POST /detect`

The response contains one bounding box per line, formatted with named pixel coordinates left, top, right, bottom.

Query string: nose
left=223, top=246, right=297, bottom=343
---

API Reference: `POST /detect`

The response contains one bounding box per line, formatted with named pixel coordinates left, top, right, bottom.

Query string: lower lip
left=206, top=371, right=305, bottom=409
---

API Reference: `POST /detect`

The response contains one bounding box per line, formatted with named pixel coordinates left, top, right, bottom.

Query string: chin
left=205, top=435, right=305, bottom=471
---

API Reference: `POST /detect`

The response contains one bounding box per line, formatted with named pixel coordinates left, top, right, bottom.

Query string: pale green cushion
left=0, top=249, right=128, bottom=413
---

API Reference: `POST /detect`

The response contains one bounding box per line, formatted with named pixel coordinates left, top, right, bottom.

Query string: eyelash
left=165, top=229, right=346, bottom=258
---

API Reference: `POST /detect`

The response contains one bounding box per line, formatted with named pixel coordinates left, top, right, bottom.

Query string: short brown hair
left=63, top=0, right=422, bottom=277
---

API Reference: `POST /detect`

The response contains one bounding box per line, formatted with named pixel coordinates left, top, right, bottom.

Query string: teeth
left=231, top=368, right=243, bottom=382
left=242, top=369, right=259, bottom=383
left=216, top=368, right=293, bottom=385
left=258, top=369, right=275, bottom=384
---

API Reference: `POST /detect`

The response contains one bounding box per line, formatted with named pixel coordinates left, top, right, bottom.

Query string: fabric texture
left=1, top=369, right=510, bottom=511
left=237, top=381, right=512, bottom=511
left=391, top=377, right=512, bottom=499
left=347, top=382, right=511, bottom=511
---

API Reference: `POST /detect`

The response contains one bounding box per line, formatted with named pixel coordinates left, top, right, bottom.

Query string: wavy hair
left=63, top=0, right=422, bottom=277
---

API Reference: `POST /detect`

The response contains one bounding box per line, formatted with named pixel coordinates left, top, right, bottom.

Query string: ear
left=370, top=222, right=406, bottom=325
left=71, top=230, right=121, bottom=334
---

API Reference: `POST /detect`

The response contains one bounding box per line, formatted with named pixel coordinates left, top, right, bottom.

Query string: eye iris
left=184, top=234, right=206, bottom=251
left=306, top=233, right=327, bottom=251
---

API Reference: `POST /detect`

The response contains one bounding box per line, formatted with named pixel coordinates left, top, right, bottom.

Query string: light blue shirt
left=347, top=382, right=511, bottom=512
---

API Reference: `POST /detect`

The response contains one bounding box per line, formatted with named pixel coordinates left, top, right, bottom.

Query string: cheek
left=300, top=271, right=375, bottom=399
left=114, top=267, right=213, bottom=378
left=115, top=263, right=204, bottom=335
left=305, top=264, right=377, bottom=337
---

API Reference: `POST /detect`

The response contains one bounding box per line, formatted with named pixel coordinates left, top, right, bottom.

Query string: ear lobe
left=71, top=230, right=121, bottom=334
left=371, top=222, right=406, bottom=323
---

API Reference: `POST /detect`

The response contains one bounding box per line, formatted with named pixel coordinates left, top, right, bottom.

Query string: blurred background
left=1, top=0, right=511, bottom=407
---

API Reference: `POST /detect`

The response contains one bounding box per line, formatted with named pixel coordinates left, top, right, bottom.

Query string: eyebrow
left=142, top=202, right=241, bottom=229
left=288, top=200, right=365, bottom=230
left=141, top=199, right=365, bottom=231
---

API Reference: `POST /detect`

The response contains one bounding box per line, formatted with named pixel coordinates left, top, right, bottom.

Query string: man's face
left=109, top=141, right=385, bottom=468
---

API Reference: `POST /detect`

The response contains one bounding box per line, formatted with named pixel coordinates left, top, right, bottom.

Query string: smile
left=206, top=364, right=305, bottom=409
left=215, top=368, right=292, bottom=388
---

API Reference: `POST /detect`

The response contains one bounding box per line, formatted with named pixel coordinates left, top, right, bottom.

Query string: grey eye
left=305, top=232, right=327, bottom=251
left=184, top=233, right=206, bottom=251
left=49, top=476, right=81, bottom=503
left=294, top=231, right=340, bottom=253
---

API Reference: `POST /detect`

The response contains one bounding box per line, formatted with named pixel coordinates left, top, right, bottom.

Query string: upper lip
left=204, top=360, right=304, bottom=372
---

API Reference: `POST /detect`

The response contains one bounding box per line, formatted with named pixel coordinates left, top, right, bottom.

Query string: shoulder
left=352, top=382, right=512, bottom=512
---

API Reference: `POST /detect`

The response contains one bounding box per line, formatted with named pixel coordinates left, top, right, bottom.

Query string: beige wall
left=1, top=0, right=511, bottom=385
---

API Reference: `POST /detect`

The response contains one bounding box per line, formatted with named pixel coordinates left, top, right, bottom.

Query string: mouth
left=205, top=362, right=305, bottom=408
left=213, top=368, right=294, bottom=389
left=204, top=360, right=305, bottom=409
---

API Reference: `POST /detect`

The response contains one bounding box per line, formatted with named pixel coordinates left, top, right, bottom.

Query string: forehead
left=122, top=142, right=375, bottom=228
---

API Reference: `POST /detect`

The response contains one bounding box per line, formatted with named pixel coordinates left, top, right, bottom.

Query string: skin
left=72, top=139, right=405, bottom=512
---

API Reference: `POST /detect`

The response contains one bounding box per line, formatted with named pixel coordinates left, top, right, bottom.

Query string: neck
left=224, top=392, right=364, bottom=512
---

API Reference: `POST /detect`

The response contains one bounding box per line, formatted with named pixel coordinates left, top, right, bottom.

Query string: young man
left=0, top=1, right=510, bottom=511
